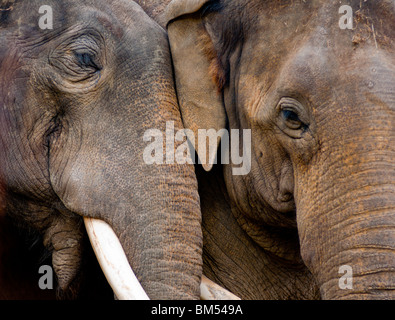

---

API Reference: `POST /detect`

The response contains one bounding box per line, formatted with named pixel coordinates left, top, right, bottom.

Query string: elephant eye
left=74, top=51, right=101, bottom=71
left=276, top=97, right=309, bottom=138
left=48, top=32, right=106, bottom=91
left=281, top=109, right=303, bottom=130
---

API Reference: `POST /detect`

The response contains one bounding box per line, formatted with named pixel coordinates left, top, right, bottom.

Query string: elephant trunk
left=296, top=120, right=395, bottom=300
left=112, top=165, right=203, bottom=300
left=299, top=169, right=395, bottom=299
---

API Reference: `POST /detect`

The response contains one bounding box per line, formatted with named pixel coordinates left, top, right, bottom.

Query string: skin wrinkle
left=204, top=218, right=256, bottom=274
left=199, top=164, right=312, bottom=299
left=301, top=177, right=394, bottom=222
left=320, top=249, right=395, bottom=287
left=203, top=230, right=260, bottom=295
left=203, top=229, right=286, bottom=299
left=199, top=169, right=270, bottom=297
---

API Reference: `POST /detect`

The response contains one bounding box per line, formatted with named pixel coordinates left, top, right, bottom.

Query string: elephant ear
left=163, top=0, right=226, bottom=171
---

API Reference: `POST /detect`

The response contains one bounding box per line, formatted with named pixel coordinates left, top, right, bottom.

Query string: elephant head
left=0, top=0, right=203, bottom=299
left=165, top=0, right=395, bottom=299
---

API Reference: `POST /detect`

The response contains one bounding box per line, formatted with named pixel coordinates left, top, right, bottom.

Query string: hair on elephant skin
left=165, top=0, right=395, bottom=300
left=0, top=0, right=203, bottom=299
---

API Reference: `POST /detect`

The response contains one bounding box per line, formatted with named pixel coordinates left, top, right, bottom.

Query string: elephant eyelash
left=74, top=51, right=101, bottom=71
left=282, top=109, right=301, bottom=123
left=281, top=108, right=309, bottom=132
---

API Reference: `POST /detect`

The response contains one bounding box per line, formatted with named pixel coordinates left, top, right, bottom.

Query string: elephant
left=164, top=0, right=395, bottom=299
left=0, top=0, right=205, bottom=299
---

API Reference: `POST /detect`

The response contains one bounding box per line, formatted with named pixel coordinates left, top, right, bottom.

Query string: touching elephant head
left=0, top=0, right=203, bottom=299
left=165, top=0, right=395, bottom=299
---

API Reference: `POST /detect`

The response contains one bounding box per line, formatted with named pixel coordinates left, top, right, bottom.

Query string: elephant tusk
left=200, top=275, right=241, bottom=300
left=83, top=217, right=150, bottom=300
left=84, top=217, right=240, bottom=300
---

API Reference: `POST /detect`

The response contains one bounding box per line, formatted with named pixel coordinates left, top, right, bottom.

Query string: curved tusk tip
left=84, top=217, right=149, bottom=300
left=200, top=275, right=241, bottom=300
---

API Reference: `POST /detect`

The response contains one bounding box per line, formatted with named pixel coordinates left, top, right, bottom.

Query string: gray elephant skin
left=165, top=0, right=395, bottom=299
left=0, top=0, right=202, bottom=299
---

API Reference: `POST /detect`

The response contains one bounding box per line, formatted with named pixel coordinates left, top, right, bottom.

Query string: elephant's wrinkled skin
left=0, top=0, right=202, bottom=299
left=166, top=0, right=395, bottom=299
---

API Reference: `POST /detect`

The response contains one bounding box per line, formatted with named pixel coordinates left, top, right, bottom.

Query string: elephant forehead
left=237, top=3, right=395, bottom=109
left=1, top=0, right=163, bottom=42
left=229, top=0, right=395, bottom=66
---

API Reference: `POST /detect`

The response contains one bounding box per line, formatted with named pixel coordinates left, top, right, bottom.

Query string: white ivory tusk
left=84, top=217, right=241, bottom=300
left=200, top=275, right=241, bottom=300
left=84, top=217, right=149, bottom=300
